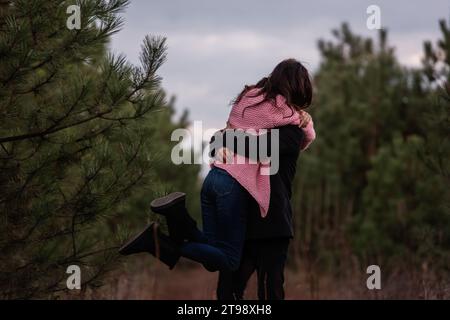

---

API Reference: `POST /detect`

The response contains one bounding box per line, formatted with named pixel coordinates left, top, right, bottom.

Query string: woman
left=119, top=59, right=314, bottom=275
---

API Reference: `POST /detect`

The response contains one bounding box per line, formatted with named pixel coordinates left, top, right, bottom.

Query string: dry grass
left=64, top=254, right=449, bottom=300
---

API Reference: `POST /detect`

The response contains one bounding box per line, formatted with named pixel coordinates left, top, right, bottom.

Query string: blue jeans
left=180, top=167, right=248, bottom=271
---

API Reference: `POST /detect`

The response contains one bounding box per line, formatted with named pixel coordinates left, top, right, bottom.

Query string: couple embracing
left=119, top=58, right=315, bottom=300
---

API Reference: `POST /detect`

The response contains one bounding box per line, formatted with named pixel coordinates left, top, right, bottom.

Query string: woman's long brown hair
left=234, top=58, right=313, bottom=115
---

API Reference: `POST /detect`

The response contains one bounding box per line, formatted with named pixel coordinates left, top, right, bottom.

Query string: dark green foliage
left=0, top=0, right=200, bottom=298
left=292, top=22, right=449, bottom=276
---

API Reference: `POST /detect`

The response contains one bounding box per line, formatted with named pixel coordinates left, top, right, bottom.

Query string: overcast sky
left=110, top=0, right=449, bottom=131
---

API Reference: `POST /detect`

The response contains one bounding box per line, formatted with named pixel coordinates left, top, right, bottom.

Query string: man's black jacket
left=210, top=125, right=304, bottom=239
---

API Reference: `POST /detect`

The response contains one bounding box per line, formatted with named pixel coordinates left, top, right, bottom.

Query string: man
left=214, top=124, right=306, bottom=300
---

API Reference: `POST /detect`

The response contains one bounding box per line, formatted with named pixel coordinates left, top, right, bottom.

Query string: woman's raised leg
left=180, top=168, right=248, bottom=272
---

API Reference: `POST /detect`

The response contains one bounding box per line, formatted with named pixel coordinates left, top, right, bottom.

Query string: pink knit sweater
left=213, top=88, right=315, bottom=217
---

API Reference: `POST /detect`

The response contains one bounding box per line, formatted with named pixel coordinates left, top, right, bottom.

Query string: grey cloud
left=111, top=0, right=449, bottom=130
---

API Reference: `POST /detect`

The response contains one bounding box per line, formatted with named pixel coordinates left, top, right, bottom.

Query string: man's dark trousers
left=217, top=238, right=290, bottom=300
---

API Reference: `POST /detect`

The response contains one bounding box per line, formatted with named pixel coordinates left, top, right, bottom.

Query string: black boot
left=150, top=192, right=199, bottom=244
left=118, top=222, right=180, bottom=269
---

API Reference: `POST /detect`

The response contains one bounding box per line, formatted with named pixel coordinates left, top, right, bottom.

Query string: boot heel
left=149, top=191, right=199, bottom=245
left=150, top=192, right=186, bottom=214
left=119, top=223, right=156, bottom=256
left=119, top=222, right=180, bottom=269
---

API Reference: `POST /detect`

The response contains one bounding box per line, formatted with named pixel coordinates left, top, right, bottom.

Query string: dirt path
left=88, top=257, right=312, bottom=299
left=81, top=256, right=443, bottom=299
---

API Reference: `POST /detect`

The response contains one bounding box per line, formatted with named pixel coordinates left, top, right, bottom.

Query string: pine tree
left=292, top=24, right=413, bottom=273
left=0, top=0, right=196, bottom=298
left=291, top=22, right=449, bottom=282
left=356, top=20, right=450, bottom=270
left=418, top=19, right=450, bottom=270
